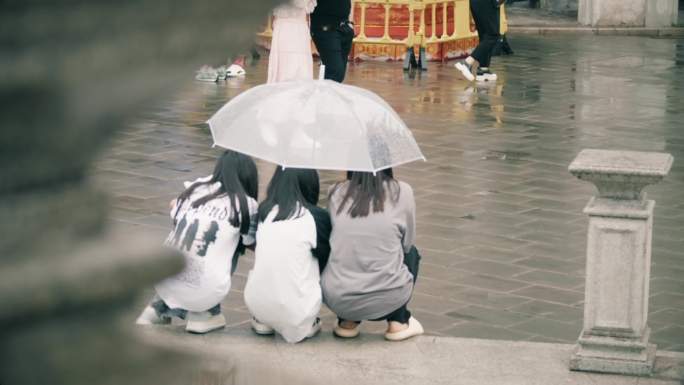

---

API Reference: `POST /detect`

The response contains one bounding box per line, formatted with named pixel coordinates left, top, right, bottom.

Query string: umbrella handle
left=318, top=64, right=326, bottom=81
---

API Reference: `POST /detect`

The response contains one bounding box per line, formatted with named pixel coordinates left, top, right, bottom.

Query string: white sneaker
left=135, top=306, right=171, bottom=325
left=306, top=317, right=322, bottom=339
left=476, top=68, right=498, bottom=82
left=216, top=65, right=228, bottom=81
left=455, top=61, right=475, bottom=81
left=185, top=311, right=226, bottom=334
left=225, top=64, right=246, bottom=77
left=251, top=317, right=275, bottom=335
left=384, top=316, right=424, bottom=341
left=195, top=65, right=219, bottom=82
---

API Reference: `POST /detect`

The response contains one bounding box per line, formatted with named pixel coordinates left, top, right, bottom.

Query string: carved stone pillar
left=568, top=149, right=673, bottom=376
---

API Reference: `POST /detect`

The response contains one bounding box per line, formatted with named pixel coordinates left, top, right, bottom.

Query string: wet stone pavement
left=94, top=35, right=684, bottom=351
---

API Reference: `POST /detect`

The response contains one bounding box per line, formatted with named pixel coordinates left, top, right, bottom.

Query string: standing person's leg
left=455, top=0, right=499, bottom=81
left=472, top=0, right=499, bottom=81
left=312, top=27, right=345, bottom=82
left=337, top=25, right=355, bottom=82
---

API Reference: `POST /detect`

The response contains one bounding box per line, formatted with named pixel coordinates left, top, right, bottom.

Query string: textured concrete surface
left=505, top=5, right=684, bottom=34
left=97, top=34, right=684, bottom=351
left=138, top=326, right=684, bottom=384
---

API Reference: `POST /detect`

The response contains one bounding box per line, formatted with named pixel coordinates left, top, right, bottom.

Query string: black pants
left=470, top=0, right=500, bottom=68
left=341, top=246, right=421, bottom=325
left=311, top=22, right=354, bottom=83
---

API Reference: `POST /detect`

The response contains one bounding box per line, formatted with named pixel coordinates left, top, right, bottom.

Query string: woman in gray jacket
left=321, top=169, right=423, bottom=341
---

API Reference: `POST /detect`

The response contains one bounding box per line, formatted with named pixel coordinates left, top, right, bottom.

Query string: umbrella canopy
left=207, top=79, right=425, bottom=172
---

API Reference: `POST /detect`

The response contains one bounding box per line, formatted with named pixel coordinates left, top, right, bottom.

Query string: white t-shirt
left=243, top=205, right=322, bottom=343
left=155, top=177, right=258, bottom=312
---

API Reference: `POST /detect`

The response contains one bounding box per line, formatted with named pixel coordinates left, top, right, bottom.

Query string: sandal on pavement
left=384, top=316, right=424, bottom=341
left=333, top=320, right=360, bottom=339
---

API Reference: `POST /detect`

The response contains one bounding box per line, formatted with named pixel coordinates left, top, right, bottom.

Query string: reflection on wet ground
left=96, top=35, right=684, bottom=350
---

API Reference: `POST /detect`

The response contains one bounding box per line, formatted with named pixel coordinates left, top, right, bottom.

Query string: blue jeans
left=149, top=294, right=221, bottom=320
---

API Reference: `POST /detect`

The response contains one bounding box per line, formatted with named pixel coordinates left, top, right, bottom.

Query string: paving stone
left=651, top=325, right=684, bottom=347
left=459, top=245, right=529, bottom=263
left=508, top=300, right=584, bottom=322
left=410, top=292, right=469, bottom=315
left=446, top=288, right=532, bottom=309
left=512, top=270, right=585, bottom=290
left=513, top=255, right=586, bottom=275
left=445, top=305, right=534, bottom=327
left=449, top=260, right=531, bottom=278
left=650, top=278, right=684, bottom=296
left=509, top=318, right=582, bottom=343
left=648, top=309, right=684, bottom=328
left=441, top=322, right=535, bottom=341
left=511, top=286, right=584, bottom=306
left=411, top=310, right=466, bottom=332
left=451, top=273, right=532, bottom=292
left=651, top=293, right=684, bottom=310
left=414, top=277, right=468, bottom=298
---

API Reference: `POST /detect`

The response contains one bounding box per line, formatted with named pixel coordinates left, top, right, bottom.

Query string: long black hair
left=336, top=168, right=399, bottom=218
left=175, top=150, right=258, bottom=234
left=258, top=167, right=320, bottom=222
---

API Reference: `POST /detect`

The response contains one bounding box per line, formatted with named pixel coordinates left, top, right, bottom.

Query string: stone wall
left=578, top=0, right=679, bottom=26
left=543, top=0, right=579, bottom=15
left=0, top=1, right=278, bottom=384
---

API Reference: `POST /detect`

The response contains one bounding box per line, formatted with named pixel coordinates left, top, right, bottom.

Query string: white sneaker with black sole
left=226, top=64, right=246, bottom=77
left=476, top=68, right=497, bottom=82
left=185, top=311, right=226, bottom=334
left=455, top=61, right=476, bottom=81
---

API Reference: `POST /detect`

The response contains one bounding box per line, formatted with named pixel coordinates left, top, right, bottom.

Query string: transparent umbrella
left=207, top=78, right=425, bottom=172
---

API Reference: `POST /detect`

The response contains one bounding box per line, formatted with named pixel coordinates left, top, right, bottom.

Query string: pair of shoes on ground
left=251, top=317, right=322, bottom=339
left=333, top=316, right=424, bottom=341
left=136, top=305, right=226, bottom=334
left=455, top=61, right=498, bottom=82
left=195, top=64, right=246, bottom=82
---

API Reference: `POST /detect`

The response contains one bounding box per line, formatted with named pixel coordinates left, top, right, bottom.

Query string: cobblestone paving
left=95, top=35, right=684, bottom=350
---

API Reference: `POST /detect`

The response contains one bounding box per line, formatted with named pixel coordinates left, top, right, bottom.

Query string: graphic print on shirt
left=196, top=221, right=219, bottom=257
left=170, top=216, right=187, bottom=246
left=180, top=219, right=199, bottom=253
left=164, top=199, right=238, bottom=286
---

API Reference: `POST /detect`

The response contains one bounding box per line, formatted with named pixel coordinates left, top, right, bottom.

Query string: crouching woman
left=322, top=169, right=423, bottom=341
left=244, top=167, right=331, bottom=343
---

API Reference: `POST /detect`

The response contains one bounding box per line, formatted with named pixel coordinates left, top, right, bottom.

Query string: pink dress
left=267, top=0, right=317, bottom=84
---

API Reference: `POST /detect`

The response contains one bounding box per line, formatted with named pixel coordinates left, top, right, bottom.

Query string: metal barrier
left=257, top=1, right=508, bottom=63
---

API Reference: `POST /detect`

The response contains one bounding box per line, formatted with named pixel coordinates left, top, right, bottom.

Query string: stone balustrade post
left=568, top=149, right=673, bottom=376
